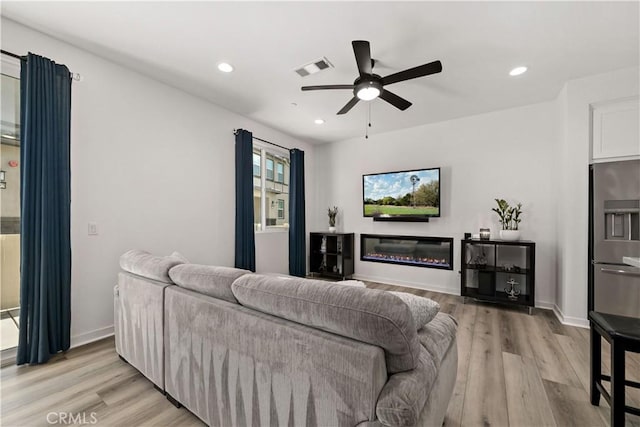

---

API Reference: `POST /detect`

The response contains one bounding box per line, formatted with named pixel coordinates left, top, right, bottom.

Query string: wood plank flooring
left=1, top=281, right=639, bottom=426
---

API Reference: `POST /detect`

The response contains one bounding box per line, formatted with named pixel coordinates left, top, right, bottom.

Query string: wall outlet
left=88, top=222, right=98, bottom=236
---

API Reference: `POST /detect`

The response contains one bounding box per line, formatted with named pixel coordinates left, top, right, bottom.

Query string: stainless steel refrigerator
left=590, top=159, right=640, bottom=318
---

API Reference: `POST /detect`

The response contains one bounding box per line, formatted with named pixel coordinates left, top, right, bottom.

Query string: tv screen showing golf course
left=363, top=167, right=440, bottom=218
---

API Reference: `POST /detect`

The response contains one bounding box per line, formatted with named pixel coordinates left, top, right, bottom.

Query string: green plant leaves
left=492, top=199, right=523, bottom=230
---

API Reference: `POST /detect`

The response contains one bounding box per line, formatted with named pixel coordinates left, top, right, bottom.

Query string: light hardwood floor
left=1, top=282, right=639, bottom=426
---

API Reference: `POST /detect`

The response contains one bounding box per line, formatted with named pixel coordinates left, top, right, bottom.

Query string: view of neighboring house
left=253, top=148, right=290, bottom=229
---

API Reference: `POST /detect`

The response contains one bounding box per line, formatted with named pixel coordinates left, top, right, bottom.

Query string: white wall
left=1, top=18, right=314, bottom=346
left=556, top=66, right=639, bottom=326
left=314, top=101, right=559, bottom=306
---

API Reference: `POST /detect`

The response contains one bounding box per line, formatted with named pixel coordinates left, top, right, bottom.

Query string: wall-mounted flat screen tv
left=363, top=167, right=440, bottom=220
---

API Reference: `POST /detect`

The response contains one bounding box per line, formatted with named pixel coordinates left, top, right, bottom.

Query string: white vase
left=500, top=230, right=521, bottom=241
left=328, top=226, right=336, bottom=233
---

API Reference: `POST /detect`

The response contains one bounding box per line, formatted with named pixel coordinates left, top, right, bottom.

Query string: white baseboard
left=70, top=325, right=114, bottom=349
left=535, top=301, right=555, bottom=310
left=552, top=304, right=589, bottom=328
left=353, top=274, right=459, bottom=296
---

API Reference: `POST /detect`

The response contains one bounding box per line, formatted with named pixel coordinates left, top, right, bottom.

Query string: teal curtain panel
left=288, top=149, right=306, bottom=277
left=18, top=53, right=72, bottom=365
left=234, top=129, right=256, bottom=272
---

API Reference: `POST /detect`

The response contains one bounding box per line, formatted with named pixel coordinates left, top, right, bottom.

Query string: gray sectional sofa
left=114, top=250, right=458, bottom=427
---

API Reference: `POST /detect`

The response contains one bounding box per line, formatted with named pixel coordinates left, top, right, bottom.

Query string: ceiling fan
left=301, top=40, right=442, bottom=115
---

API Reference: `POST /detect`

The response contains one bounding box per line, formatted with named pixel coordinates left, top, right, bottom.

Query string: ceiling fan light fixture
left=356, top=86, right=381, bottom=101
left=355, top=79, right=382, bottom=101
left=509, top=66, right=527, bottom=76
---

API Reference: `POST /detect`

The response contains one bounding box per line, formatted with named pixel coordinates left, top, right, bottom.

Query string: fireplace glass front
left=360, top=234, right=453, bottom=270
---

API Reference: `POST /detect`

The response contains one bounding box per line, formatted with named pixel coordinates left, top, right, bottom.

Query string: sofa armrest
left=115, top=272, right=170, bottom=389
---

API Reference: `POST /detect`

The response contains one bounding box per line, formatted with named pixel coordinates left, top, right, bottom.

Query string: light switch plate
left=88, top=222, right=98, bottom=236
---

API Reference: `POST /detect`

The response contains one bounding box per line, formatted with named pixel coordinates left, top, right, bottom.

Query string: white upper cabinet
left=592, top=97, right=640, bottom=162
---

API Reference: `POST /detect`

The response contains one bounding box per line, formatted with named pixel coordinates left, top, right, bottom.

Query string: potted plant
left=327, top=206, right=338, bottom=232
left=492, top=199, right=523, bottom=241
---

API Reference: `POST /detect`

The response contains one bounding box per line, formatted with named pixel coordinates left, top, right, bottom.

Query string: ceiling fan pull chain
left=365, top=103, right=371, bottom=139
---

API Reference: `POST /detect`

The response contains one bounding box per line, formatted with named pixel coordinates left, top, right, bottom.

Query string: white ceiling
left=2, top=1, right=638, bottom=144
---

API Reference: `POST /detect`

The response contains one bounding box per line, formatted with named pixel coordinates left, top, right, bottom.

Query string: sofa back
left=231, top=274, right=421, bottom=374
left=164, top=286, right=387, bottom=427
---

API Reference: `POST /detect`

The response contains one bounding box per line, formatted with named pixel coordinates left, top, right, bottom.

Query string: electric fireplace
left=360, top=234, right=453, bottom=270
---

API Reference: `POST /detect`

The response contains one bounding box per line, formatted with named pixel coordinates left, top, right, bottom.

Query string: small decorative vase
left=328, top=226, right=336, bottom=233
left=499, top=230, right=521, bottom=241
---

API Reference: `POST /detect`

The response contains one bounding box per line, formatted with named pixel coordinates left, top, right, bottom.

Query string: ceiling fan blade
left=301, top=84, right=354, bottom=91
left=352, top=40, right=372, bottom=76
left=379, top=89, right=412, bottom=111
left=337, top=97, right=360, bottom=115
left=381, top=60, right=442, bottom=86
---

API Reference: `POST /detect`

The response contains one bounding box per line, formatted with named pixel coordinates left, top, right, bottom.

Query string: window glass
left=252, top=150, right=262, bottom=231
left=253, top=146, right=289, bottom=230
left=266, top=158, right=274, bottom=181
left=277, top=199, right=285, bottom=219
left=0, top=59, right=21, bottom=350
left=276, top=162, right=284, bottom=183
left=252, top=152, right=261, bottom=177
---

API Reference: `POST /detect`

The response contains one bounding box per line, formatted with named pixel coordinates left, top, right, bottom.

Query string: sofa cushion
left=119, top=250, right=185, bottom=284
left=231, top=274, right=421, bottom=373
left=376, top=312, right=458, bottom=426
left=168, top=264, right=249, bottom=304
left=389, top=292, right=440, bottom=330
left=338, top=282, right=440, bottom=330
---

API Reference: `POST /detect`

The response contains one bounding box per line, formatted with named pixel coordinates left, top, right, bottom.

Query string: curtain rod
left=1, top=49, right=81, bottom=81
left=1, top=49, right=23, bottom=60
left=233, top=129, right=291, bottom=152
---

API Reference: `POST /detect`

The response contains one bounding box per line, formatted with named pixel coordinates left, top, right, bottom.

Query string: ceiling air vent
left=295, top=57, right=333, bottom=77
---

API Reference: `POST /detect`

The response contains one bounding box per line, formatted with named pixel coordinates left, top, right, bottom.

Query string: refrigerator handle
left=600, top=267, right=640, bottom=277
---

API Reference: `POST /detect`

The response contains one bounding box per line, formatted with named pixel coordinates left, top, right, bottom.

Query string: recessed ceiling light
left=314, top=119, right=325, bottom=125
left=509, top=66, right=527, bottom=76
left=217, top=62, right=234, bottom=73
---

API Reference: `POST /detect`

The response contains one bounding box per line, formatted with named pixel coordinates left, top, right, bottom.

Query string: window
left=1, top=53, right=21, bottom=351
left=252, top=144, right=289, bottom=231
left=266, top=158, right=274, bottom=181
left=277, top=199, right=285, bottom=219
left=276, top=162, right=284, bottom=183
left=252, top=152, right=261, bottom=177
